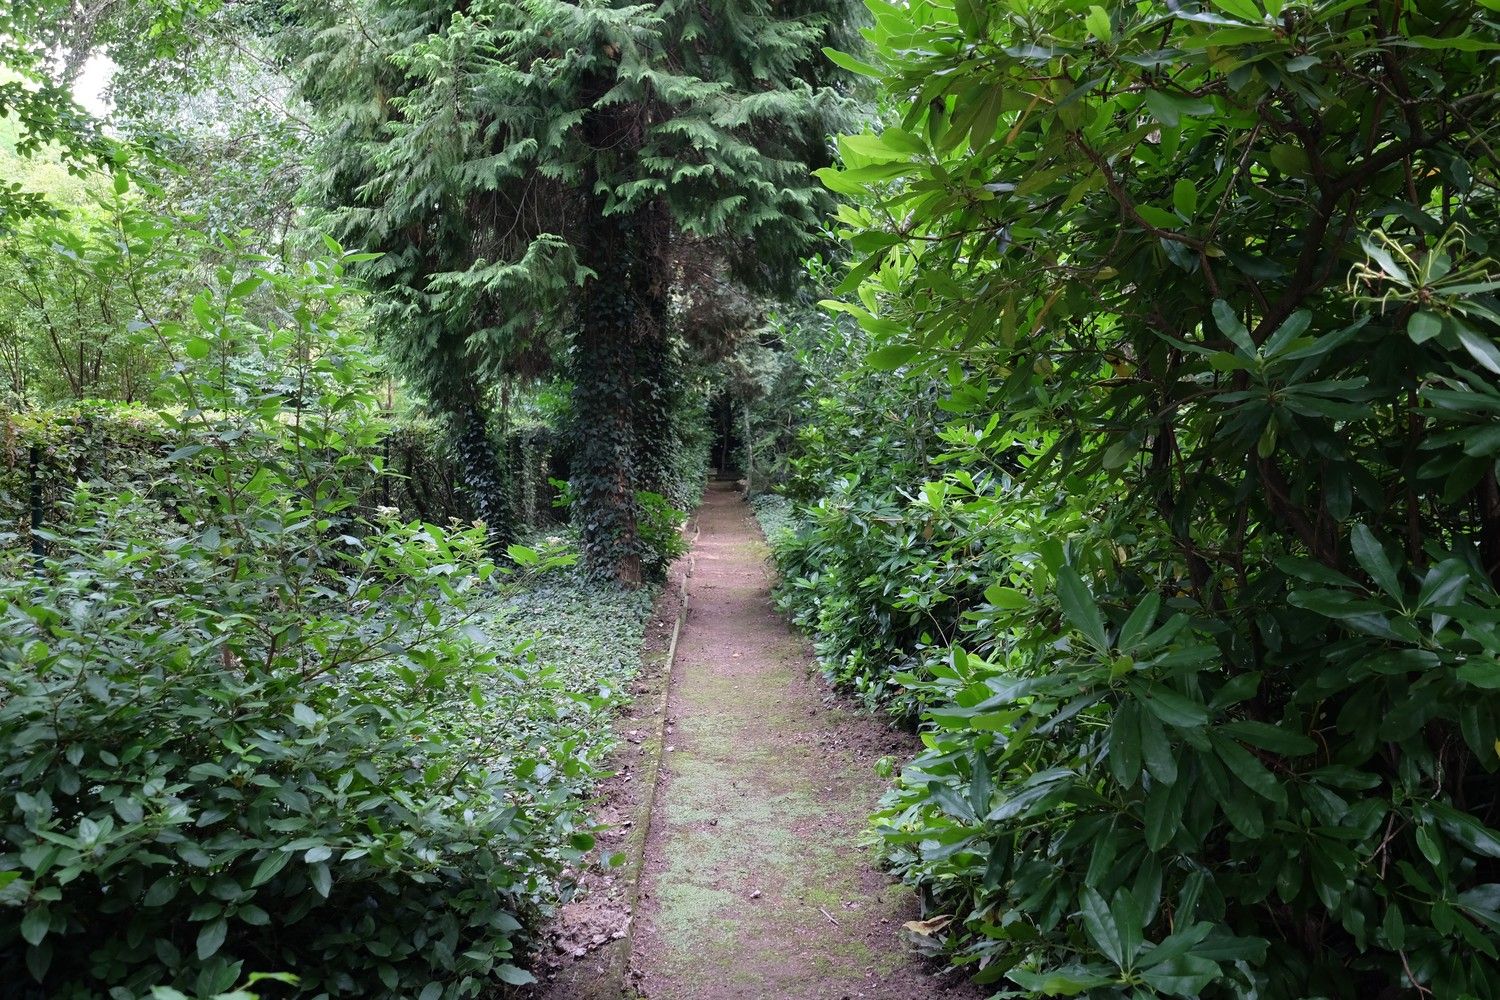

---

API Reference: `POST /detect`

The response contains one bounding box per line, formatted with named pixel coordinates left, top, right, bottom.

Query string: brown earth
left=628, top=480, right=981, bottom=1000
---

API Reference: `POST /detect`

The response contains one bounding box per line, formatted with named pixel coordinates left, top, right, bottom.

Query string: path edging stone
left=547, top=518, right=699, bottom=999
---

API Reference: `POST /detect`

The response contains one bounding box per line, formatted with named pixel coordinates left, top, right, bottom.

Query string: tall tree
left=289, top=0, right=856, bottom=580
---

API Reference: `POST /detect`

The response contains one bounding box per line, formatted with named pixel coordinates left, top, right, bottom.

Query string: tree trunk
left=450, top=399, right=512, bottom=550
left=743, top=401, right=753, bottom=496
left=571, top=80, right=673, bottom=584
left=571, top=207, right=650, bottom=586
left=631, top=323, right=678, bottom=502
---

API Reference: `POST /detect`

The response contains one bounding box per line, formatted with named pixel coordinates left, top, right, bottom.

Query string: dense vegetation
left=6, top=0, right=1500, bottom=998
left=750, top=2, right=1500, bottom=998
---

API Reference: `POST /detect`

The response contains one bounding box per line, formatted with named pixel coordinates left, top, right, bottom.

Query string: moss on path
left=630, top=481, right=960, bottom=1000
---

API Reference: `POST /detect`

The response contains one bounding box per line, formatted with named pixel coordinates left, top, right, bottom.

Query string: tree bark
left=449, top=397, right=512, bottom=550
left=571, top=74, right=673, bottom=584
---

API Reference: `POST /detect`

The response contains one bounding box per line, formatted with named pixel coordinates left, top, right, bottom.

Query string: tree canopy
left=291, top=0, right=857, bottom=578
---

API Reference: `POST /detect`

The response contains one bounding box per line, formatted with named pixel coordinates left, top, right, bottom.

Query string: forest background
left=4, top=2, right=1500, bottom=1000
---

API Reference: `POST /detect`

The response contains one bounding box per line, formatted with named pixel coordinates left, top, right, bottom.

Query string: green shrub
left=749, top=492, right=798, bottom=546
left=635, top=490, right=690, bottom=582
left=0, top=494, right=563, bottom=998
left=788, top=1, right=1500, bottom=997
left=0, top=234, right=599, bottom=998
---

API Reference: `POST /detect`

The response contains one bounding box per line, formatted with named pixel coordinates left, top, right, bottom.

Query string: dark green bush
left=0, top=494, right=562, bottom=999
left=0, top=238, right=601, bottom=998
left=773, top=1, right=1500, bottom=997
left=1, top=406, right=482, bottom=553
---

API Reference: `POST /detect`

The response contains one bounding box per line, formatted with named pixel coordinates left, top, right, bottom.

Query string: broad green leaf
left=1141, top=954, right=1221, bottom=996
left=868, top=344, right=917, bottom=370
left=985, top=584, right=1029, bottom=609
left=1455, top=320, right=1500, bottom=376
left=1085, top=6, right=1112, bottom=40
left=1138, top=710, right=1177, bottom=784
left=1211, top=733, right=1286, bottom=805
left=1211, top=0, right=1262, bottom=19
left=308, top=861, right=331, bottom=898
left=497, top=965, right=537, bottom=986
left=1350, top=524, right=1402, bottom=601
left=250, top=850, right=291, bottom=888
left=1107, top=702, right=1142, bottom=788
left=1219, top=720, right=1315, bottom=756
left=1408, top=310, right=1443, bottom=343
left=1111, top=887, right=1145, bottom=967
left=1007, top=966, right=1116, bottom=995
left=1172, top=179, right=1198, bottom=218
left=1212, top=300, right=1255, bottom=355
left=196, top=918, right=227, bottom=960
left=822, top=46, right=882, bottom=78
left=1117, top=592, right=1160, bottom=652
left=20, top=906, right=49, bottom=946
left=1142, top=90, right=1213, bottom=127
left=1056, top=567, right=1108, bottom=649
left=1079, top=887, right=1123, bottom=966
left=1132, top=682, right=1208, bottom=728
left=1457, top=659, right=1500, bottom=689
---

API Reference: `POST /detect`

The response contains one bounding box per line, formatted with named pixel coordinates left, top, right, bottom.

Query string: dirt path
left=629, top=481, right=972, bottom=1000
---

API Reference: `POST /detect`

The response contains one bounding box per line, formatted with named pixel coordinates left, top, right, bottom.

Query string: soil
left=527, top=552, right=690, bottom=999
left=628, top=480, right=982, bottom=1000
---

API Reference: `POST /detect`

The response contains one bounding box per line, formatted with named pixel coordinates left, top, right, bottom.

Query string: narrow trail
left=629, top=481, right=967, bottom=999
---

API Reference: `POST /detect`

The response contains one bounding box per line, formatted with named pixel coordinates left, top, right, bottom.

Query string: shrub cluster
left=766, top=3, right=1500, bottom=998
left=0, top=241, right=632, bottom=999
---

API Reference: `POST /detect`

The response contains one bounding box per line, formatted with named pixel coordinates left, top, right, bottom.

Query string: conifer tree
left=289, top=0, right=855, bottom=579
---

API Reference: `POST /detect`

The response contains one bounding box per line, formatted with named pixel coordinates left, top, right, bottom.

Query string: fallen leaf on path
left=902, top=915, right=953, bottom=936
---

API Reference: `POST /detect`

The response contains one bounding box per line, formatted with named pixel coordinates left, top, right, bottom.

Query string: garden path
left=628, top=480, right=972, bottom=999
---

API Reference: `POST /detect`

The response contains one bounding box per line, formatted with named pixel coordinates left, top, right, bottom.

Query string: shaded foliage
left=288, top=0, right=858, bottom=578
left=766, top=1, right=1500, bottom=997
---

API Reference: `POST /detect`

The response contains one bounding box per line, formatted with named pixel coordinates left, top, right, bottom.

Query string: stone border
left=531, top=519, right=699, bottom=999
left=604, top=522, right=697, bottom=995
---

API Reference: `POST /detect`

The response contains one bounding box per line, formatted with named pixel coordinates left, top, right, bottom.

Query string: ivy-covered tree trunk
left=571, top=75, right=675, bottom=585
left=449, top=399, right=512, bottom=548
left=630, top=284, right=678, bottom=503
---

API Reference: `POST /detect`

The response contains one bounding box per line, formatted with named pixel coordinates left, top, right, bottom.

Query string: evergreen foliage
left=289, top=0, right=858, bottom=579
left=764, top=1, right=1500, bottom=996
